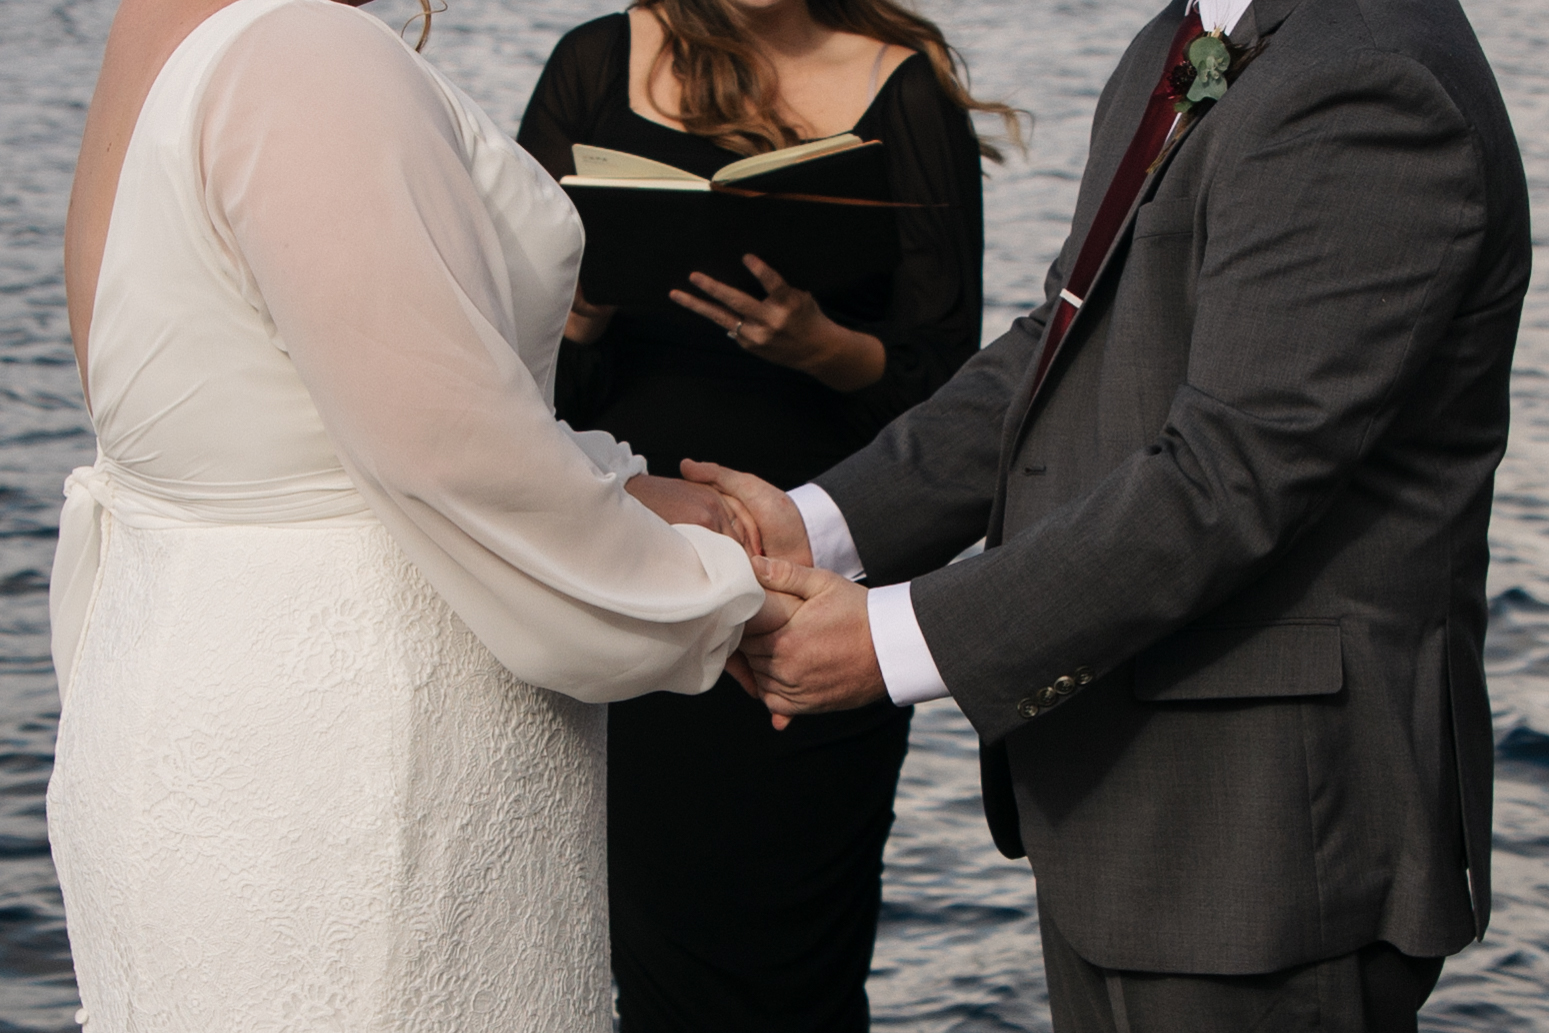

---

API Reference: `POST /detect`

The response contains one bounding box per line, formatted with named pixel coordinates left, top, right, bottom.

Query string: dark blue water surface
left=1, top=0, right=1545, bottom=1028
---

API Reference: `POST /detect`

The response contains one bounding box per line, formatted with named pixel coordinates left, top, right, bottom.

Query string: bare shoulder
left=233, top=0, right=414, bottom=65
left=872, top=41, right=916, bottom=86
left=212, top=0, right=440, bottom=112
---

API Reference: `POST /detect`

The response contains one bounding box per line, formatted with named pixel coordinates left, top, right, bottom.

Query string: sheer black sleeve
left=516, top=14, right=629, bottom=180
left=518, top=15, right=630, bottom=423
left=837, top=55, right=985, bottom=431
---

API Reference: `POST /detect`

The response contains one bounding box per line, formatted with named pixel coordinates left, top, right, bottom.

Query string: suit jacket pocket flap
left=1132, top=196, right=1196, bottom=238
left=1134, top=620, right=1343, bottom=701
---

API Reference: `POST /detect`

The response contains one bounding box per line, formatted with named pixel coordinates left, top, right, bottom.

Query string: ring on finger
left=728, top=320, right=744, bottom=341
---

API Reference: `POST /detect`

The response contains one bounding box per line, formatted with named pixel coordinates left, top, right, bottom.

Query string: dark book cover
left=562, top=142, right=898, bottom=307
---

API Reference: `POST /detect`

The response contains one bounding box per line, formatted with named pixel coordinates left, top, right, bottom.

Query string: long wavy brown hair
left=635, top=0, right=1026, bottom=160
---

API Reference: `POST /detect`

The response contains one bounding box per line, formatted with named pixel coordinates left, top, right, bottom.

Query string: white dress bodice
left=52, top=0, right=761, bottom=701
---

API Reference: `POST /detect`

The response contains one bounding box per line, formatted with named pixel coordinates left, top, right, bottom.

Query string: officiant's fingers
left=667, top=287, right=736, bottom=330
left=671, top=278, right=760, bottom=339
left=685, top=273, right=761, bottom=318
left=743, top=254, right=790, bottom=296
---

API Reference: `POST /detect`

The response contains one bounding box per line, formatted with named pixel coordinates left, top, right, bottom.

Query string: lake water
left=1, top=0, right=1545, bottom=1028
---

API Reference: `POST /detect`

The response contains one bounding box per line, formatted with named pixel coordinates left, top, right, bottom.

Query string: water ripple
left=0, top=0, right=1544, bottom=1029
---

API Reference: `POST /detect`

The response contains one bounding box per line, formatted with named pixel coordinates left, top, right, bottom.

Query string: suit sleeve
left=910, top=50, right=1489, bottom=744
left=813, top=257, right=1063, bottom=586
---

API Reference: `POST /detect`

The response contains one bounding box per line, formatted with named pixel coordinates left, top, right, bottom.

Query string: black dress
left=518, top=15, right=984, bottom=1031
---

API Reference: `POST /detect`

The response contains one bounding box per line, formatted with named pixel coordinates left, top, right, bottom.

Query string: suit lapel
left=985, top=3, right=1189, bottom=544
left=988, top=0, right=1299, bottom=545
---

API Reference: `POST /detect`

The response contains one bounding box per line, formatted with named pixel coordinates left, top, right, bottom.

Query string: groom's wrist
left=787, top=483, right=863, bottom=580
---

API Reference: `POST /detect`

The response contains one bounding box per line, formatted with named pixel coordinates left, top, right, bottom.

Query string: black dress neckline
left=615, top=11, right=925, bottom=160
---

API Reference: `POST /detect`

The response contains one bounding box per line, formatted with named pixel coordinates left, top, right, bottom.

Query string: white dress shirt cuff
left=867, top=581, right=951, bottom=706
left=787, top=483, right=864, bottom=580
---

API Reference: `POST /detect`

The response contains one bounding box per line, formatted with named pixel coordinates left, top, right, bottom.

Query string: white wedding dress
left=44, top=2, right=762, bottom=1029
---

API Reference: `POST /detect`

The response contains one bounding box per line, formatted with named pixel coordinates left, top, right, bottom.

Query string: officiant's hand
left=625, top=474, right=761, bottom=556
left=728, top=556, right=888, bottom=721
left=564, top=286, right=617, bottom=345
left=680, top=459, right=811, bottom=567
left=669, top=255, right=885, bottom=392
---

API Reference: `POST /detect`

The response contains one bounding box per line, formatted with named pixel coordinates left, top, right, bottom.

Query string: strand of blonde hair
left=403, top=0, right=442, bottom=51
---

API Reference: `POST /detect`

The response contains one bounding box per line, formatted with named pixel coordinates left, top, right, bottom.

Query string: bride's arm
left=198, top=1, right=761, bottom=703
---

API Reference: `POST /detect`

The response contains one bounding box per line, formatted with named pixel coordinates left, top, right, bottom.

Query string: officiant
left=516, top=0, right=1018, bottom=1027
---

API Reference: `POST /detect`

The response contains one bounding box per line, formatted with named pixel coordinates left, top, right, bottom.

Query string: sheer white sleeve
left=197, top=1, right=760, bottom=704
left=558, top=422, right=649, bottom=480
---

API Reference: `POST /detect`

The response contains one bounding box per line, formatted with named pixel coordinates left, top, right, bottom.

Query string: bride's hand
left=624, top=474, right=762, bottom=556
left=564, top=286, right=617, bottom=345
left=746, top=585, right=801, bottom=637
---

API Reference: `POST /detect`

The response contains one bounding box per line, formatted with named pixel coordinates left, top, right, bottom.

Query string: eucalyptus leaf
left=1186, top=34, right=1231, bottom=103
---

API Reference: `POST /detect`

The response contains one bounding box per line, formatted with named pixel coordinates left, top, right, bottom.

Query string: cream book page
left=561, top=136, right=865, bottom=190
left=563, top=145, right=710, bottom=190
left=712, top=135, right=863, bottom=182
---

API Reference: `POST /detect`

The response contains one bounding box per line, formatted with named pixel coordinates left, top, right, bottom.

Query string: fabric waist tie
left=48, top=455, right=375, bottom=701
left=51, top=463, right=116, bottom=703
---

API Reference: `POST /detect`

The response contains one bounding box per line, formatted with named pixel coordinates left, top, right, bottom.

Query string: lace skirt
left=47, top=520, right=609, bottom=1032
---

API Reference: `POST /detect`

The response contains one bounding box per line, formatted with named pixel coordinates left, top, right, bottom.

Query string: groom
left=687, top=0, right=1533, bottom=1025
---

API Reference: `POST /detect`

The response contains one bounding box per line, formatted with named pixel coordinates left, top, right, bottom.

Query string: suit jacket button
left=1074, top=666, right=1095, bottom=685
left=1036, top=684, right=1059, bottom=708
left=1054, top=675, right=1076, bottom=695
left=1017, top=697, right=1040, bottom=719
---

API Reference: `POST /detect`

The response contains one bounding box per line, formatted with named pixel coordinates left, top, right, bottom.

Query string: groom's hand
left=731, top=556, right=887, bottom=721
left=680, top=460, right=812, bottom=567
left=625, top=474, right=761, bottom=556
left=729, top=581, right=805, bottom=731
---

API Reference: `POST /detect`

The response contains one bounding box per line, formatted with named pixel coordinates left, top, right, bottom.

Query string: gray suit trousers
left=1040, top=899, right=1444, bottom=1033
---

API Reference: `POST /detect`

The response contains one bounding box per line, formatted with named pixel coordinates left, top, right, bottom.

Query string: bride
left=48, top=0, right=778, bottom=1028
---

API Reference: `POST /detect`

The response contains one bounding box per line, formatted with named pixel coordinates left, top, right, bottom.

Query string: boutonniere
left=1148, top=28, right=1268, bottom=171
left=1168, top=29, right=1267, bottom=116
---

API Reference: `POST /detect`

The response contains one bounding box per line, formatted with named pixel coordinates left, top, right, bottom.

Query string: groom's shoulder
left=1252, top=0, right=1521, bottom=179
left=1274, top=0, right=1502, bottom=108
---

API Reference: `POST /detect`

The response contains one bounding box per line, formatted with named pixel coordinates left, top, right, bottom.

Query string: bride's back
left=65, top=0, right=361, bottom=510
left=65, top=0, right=237, bottom=405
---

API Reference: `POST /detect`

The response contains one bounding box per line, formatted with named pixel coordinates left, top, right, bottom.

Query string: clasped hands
left=626, top=461, right=888, bottom=729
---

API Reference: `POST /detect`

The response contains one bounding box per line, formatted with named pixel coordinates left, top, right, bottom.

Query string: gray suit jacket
left=815, top=0, right=1530, bottom=974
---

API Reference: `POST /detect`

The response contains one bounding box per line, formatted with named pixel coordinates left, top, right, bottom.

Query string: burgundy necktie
left=1029, top=7, right=1205, bottom=396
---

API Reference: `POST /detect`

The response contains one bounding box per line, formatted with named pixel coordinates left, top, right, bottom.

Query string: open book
left=559, top=137, right=898, bottom=306
left=564, top=135, right=882, bottom=194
